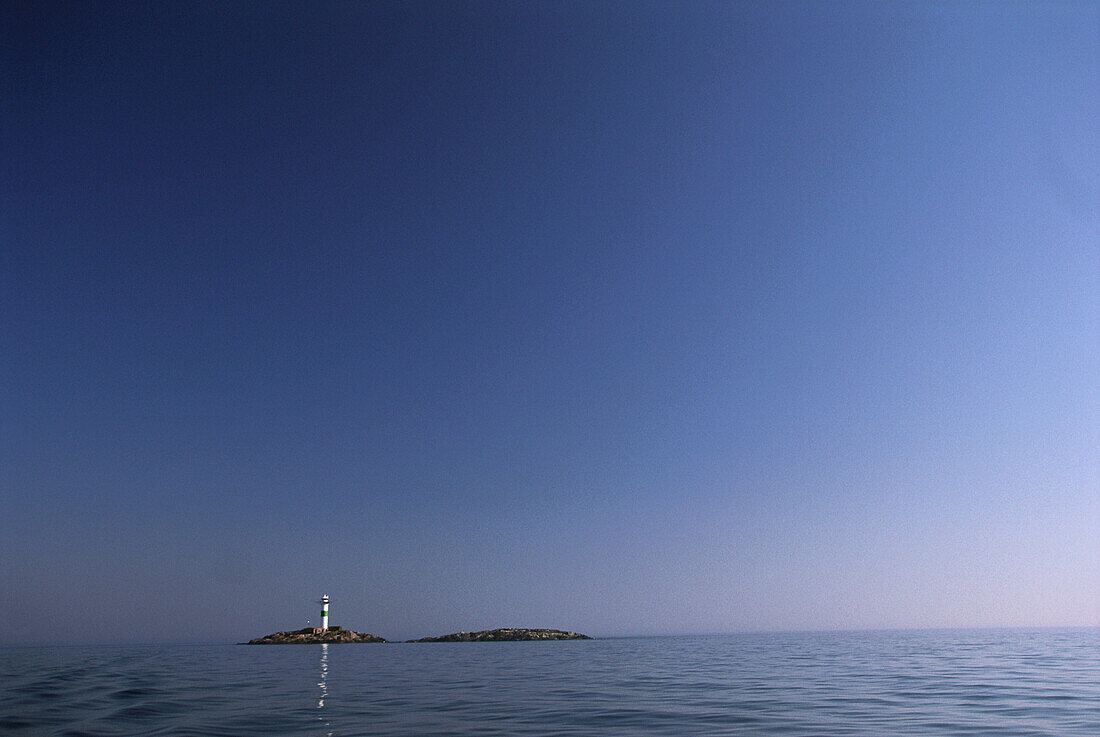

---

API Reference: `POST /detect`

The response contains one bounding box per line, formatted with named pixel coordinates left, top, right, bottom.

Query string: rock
left=245, top=627, right=386, bottom=644
left=408, top=628, right=591, bottom=642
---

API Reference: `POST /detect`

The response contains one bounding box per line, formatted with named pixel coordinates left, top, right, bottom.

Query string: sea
left=1, top=628, right=1096, bottom=736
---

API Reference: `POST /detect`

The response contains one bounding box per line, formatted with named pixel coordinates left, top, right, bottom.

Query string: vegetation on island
left=246, top=627, right=386, bottom=644
left=245, top=626, right=591, bottom=644
left=408, top=628, right=592, bottom=642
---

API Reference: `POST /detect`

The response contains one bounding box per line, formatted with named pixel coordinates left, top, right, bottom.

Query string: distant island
left=247, top=627, right=386, bottom=644
left=244, top=626, right=592, bottom=644
left=408, top=628, right=592, bottom=642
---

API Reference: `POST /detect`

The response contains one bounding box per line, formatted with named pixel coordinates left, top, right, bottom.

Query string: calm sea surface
left=1, top=629, right=1097, bottom=736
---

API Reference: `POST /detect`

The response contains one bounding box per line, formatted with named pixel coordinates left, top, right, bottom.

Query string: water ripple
left=1, top=629, right=1097, bottom=736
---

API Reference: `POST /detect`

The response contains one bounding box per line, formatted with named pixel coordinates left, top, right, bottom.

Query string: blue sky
left=2, top=1, right=1097, bottom=644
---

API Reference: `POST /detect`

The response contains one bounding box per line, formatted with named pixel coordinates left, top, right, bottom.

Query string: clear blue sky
left=2, top=1, right=1096, bottom=645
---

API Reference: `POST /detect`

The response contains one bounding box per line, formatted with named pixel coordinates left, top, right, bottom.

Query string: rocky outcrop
left=246, top=626, right=386, bottom=644
left=408, top=628, right=591, bottom=642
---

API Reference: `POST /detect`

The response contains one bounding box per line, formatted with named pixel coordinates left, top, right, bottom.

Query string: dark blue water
left=2, top=629, right=1097, bottom=736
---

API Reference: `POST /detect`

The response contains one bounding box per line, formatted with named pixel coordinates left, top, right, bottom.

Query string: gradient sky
left=2, top=1, right=1097, bottom=645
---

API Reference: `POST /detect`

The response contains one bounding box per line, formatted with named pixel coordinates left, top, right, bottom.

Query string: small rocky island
left=243, top=599, right=590, bottom=644
left=408, top=628, right=591, bottom=642
left=247, top=626, right=386, bottom=644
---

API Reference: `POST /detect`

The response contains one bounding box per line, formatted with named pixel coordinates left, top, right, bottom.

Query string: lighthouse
left=319, top=595, right=330, bottom=631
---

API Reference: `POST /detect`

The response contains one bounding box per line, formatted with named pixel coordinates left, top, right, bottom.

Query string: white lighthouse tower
left=319, top=595, right=330, bottom=631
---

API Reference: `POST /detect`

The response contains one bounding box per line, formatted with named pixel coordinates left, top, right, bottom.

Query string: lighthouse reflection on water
left=318, top=643, right=331, bottom=736
left=317, top=593, right=332, bottom=735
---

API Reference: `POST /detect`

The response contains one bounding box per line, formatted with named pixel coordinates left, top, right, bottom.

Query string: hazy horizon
left=2, top=1, right=1097, bottom=646
left=5, top=623, right=1100, bottom=649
